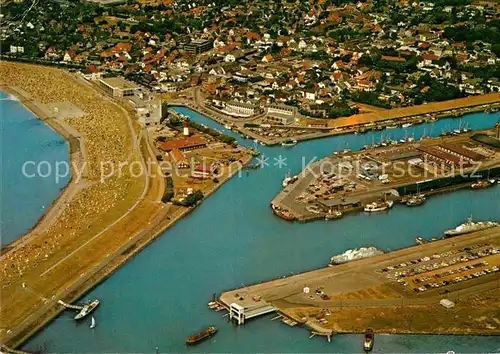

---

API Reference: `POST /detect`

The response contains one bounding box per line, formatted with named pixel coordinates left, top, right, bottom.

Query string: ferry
left=330, top=247, right=383, bottom=265
left=444, top=217, right=499, bottom=237
left=364, top=200, right=394, bottom=212
left=186, top=326, right=217, bottom=345
left=281, top=138, right=298, bottom=147
left=74, top=299, right=100, bottom=320
left=363, top=328, right=374, bottom=352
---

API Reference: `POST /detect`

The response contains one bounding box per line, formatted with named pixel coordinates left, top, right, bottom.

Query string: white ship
left=444, top=217, right=499, bottom=237
left=74, top=299, right=100, bottom=320
left=364, top=200, right=394, bottom=212
left=330, top=247, right=384, bottom=265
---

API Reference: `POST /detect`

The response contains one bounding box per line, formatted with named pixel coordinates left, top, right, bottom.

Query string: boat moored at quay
left=444, top=217, right=499, bottom=237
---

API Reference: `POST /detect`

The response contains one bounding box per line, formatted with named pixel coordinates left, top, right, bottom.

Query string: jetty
left=57, top=300, right=84, bottom=311
left=217, top=227, right=500, bottom=336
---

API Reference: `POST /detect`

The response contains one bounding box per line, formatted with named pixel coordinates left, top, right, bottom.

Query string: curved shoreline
left=0, top=84, right=86, bottom=254
left=0, top=73, right=253, bottom=347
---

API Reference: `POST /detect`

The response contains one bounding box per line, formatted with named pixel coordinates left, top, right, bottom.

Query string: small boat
left=364, top=200, right=393, bottom=212
left=405, top=194, right=426, bottom=206
left=402, top=123, right=413, bottom=128
left=90, top=316, right=96, bottom=329
left=363, top=328, right=374, bottom=352
left=386, top=125, right=397, bottom=129
left=471, top=180, right=493, bottom=189
left=282, top=172, right=298, bottom=187
left=186, top=326, right=217, bottom=345
left=325, top=209, right=343, bottom=220
left=271, top=203, right=295, bottom=221
left=281, top=138, right=297, bottom=147
left=74, top=299, right=100, bottom=320
left=208, top=301, right=218, bottom=309
left=415, top=236, right=427, bottom=245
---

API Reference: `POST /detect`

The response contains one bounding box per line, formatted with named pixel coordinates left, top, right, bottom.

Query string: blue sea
left=0, top=91, right=70, bottom=246
left=8, top=104, right=500, bottom=352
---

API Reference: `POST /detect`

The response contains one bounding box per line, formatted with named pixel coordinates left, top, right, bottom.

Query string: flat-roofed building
left=99, top=77, right=140, bottom=98
left=266, top=104, right=297, bottom=125
left=185, top=39, right=213, bottom=55
left=224, top=101, right=257, bottom=117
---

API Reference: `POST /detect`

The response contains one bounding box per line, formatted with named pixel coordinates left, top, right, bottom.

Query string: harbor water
left=15, top=106, right=500, bottom=352
left=0, top=91, right=70, bottom=246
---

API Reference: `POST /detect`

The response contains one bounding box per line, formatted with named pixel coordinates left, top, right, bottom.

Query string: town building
left=157, top=135, right=207, bottom=152
left=224, top=101, right=257, bottom=117
left=184, top=39, right=213, bottom=55
left=99, top=77, right=140, bottom=98
left=191, top=163, right=218, bottom=179
left=266, top=104, right=297, bottom=125
left=170, top=148, right=190, bottom=169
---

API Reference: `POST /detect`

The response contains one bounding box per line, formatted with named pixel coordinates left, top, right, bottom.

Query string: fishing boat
left=325, top=209, right=343, bottom=220
left=271, top=203, right=295, bottom=221
left=282, top=171, right=298, bottom=187
left=406, top=194, right=426, bottom=206
left=363, top=328, right=374, bottom=352
left=415, top=236, right=427, bottom=245
left=281, top=138, right=297, bottom=147
left=364, top=200, right=393, bottom=212
left=74, top=299, right=100, bottom=320
left=444, top=217, right=499, bottom=237
left=186, top=326, right=217, bottom=345
left=471, top=180, right=493, bottom=189
left=90, top=316, right=96, bottom=329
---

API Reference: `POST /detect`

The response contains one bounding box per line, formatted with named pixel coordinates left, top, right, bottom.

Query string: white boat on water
left=444, top=217, right=499, bottom=237
left=90, top=316, right=96, bottom=329
left=74, top=299, right=100, bottom=320
left=364, top=200, right=394, bottom=212
left=281, top=138, right=297, bottom=147
left=330, top=247, right=384, bottom=265
left=402, top=123, right=413, bottom=128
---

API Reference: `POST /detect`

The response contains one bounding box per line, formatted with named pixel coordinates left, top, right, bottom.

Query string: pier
left=57, top=300, right=84, bottom=311
left=217, top=227, right=500, bottom=335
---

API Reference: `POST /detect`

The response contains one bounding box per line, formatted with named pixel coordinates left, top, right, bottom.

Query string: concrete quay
left=218, top=227, right=500, bottom=335
left=271, top=129, right=500, bottom=222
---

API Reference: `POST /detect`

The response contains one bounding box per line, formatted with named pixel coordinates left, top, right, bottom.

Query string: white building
left=266, top=104, right=296, bottom=125
left=224, top=101, right=257, bottom=117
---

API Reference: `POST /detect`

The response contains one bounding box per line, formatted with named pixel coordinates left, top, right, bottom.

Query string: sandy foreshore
left=0, top=62, right=254, bottom=348
left=0, top=84, right=87, bottom=253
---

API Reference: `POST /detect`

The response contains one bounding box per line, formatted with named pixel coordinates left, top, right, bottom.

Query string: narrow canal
left=24, top=109, right=500, bottom=353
